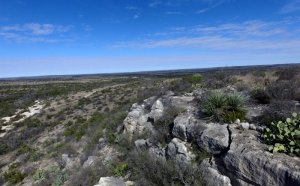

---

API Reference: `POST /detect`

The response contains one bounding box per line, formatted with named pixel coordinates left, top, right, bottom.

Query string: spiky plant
left=226, top=93, right=246, bottom=111
left=203, top=91, right=227, bottom=122
left=203, top=91, right=247, bottom=123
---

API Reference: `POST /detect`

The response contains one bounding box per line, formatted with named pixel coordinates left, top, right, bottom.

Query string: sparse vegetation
left=4, top=164, right=27, bottom=184
left=1, top=65, right=300, bottom=185
left=127, top=150, right=203, bottom=186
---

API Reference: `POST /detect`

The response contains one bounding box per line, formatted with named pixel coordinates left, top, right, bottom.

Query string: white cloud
left=192, top=20, right=287, bottom=37
left=133, top=13, right=140, bottom=19
left=0, top=23, right=72, bottom=35
left=149, top=0, right=162, bottom=8
left=281, top=0, right=300, bottom=14
left=125, top=6, right=139, bottom=10
left=113, top=19, right=300, bottom=54
left=0, top=23, right=74, bottom=43
left=195, top=8, right=209, bottom=14
left=165, top=11, right=182, bottom=15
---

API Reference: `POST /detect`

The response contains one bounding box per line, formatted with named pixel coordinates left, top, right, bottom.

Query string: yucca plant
left=203, top=91, right=247, bottom=123
left=226, top=93, right=246, bottom=111
left=203, top=91, right=227, bottom=122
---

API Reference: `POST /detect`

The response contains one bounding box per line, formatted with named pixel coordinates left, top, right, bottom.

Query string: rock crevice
left=123, top=93, right=300, bottom=186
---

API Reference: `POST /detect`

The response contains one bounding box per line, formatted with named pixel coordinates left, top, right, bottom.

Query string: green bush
left=33, top=169, right=47, bottom=181
left=4, top=166, right=27, bottom=184
left=250, top=88, right=271, bottom=104
left=203, top=92, right=247, bottom=123
left=113, top=163, right=129, bottom=177
left=127, top=150, right=203, bottom=185
left=264, top=113, right=300, bottom=156
left=183, top=74, right=203, bottom=88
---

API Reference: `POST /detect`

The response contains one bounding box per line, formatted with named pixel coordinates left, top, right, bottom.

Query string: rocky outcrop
left=166, top=138, right=195, bottom=165
left=123, top=94, right=194, bottom=138
left=219, top=124, right=300, bottom=186
left=197, top=124, right=229, bottom=155
left=199, top=159, right=232, bottom=186
left=135, top=139, right=166, bottom=160
left=94, top=177, right=134, bottom=186
left=123, top=93, right=300, bottom=186
left=61, top=154, right=80, bottom=169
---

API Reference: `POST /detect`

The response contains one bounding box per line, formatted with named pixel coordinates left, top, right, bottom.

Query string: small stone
left=235, top=119, right=241, bottom=124
left=249, top=124, right=256, bottom=130
left=241, top=122, right=250, bottom=130
left=95, top=177, right=126, bottom=186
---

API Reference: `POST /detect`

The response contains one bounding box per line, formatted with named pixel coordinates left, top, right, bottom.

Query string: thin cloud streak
left=281, top=0, right=300, bottom=14
left=113, top=19, right=300, bottom=54
left=0, top=23, right=74, bottom=43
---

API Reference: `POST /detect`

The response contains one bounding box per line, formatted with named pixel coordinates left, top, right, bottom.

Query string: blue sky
left=1, top=0, right=300, bottom=77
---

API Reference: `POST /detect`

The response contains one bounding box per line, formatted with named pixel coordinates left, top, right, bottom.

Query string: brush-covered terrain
left=1, top=65, right=300, bottom=186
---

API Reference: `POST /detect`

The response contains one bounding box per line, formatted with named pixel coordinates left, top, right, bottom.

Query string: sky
left=0, top=0, right=300, bottom=77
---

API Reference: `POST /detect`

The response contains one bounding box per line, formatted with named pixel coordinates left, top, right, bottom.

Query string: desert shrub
left=259, top=100, right=300, bottom=126
left=33, top=169, right=47, bottom=181
left=17, top=144, right=43, bottom=161
left=264, top=113, right=300, bottom=156
left=66, top=160, right=109, bottom=186
left=0, top=142, right=9, bottom=155
left=17, top=144, right=35, bottom=154
left=25, top=118, right=42, bottom=128
left=252, top=70, right=266, bottom=78
left=275, top=67, right=297, bottom=81
left=112, top=162, right=129, bottom=177
left=203, top=92, right=247, bottom=123
left=169, top=78, right=193, bottom=94
left=136, top=86, right=164, bottom=104
left=266, top=81, right=297, bottom=100
left=250, top=88, right=271, bottom=104
left=183, top=74, right=203, bottom=88
left=64, top=124, right=86, bottom=141
left=54, top=171, right=68, bottom=186
left=127, top=150, right=203, bottom=186
left=3, top=165, right=27, bottom=184
left=151, top=106, right=185, bottom=145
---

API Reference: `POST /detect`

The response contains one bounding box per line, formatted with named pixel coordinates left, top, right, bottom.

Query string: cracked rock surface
left=123, top=93, right=300, bottom=186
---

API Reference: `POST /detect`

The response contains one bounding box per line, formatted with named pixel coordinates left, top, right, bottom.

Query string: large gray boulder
left=172, top=107, right=206, bottom=142
left=199, top=158, right=232, bottom=186
left=61, top=154, right=80, bottom=169
left=168, top=96, right=194, bottom=109
left=148, top=98, right=164, bottom=122
left=123, top=99, right=155, bottom=137
left=166, top=138, right=195, bottom=165
left=218, top=124, right=300, bottom=186
left=197, top=124, right=230, bottom=155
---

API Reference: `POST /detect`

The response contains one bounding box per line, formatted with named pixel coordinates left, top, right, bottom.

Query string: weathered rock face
left=199, top=159, right=232, bottom=186
left=61, top=154, right=80, bottom=169
left=83, top=156, right=99, bottom=168
left=219, top=124, right=300, bottom=186
left=197, top=124, right=229, bottom=155
left=123, top=93, right=300, bottom=186
left=135, top=139, right=166, bottom=160
left=123, top=94, right=194, bottom=138
left=166, top=138, right=195, bottom=165
left=94, top=177, right=126, bottom=186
